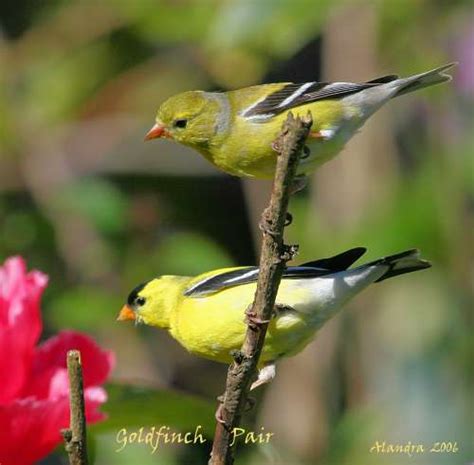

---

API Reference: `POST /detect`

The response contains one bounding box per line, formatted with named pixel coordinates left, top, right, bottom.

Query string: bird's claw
left=301, top=145, right=311, bottom=159
left=289, top=175, right=308, bottom=195
left=245, top=307, right=271, bottom=329
left=258, top=208, right=278, bottom=237
left=259, top=211, right=292, bottom=235
left=271, top=129, right=289, bottom=153
left=271, top=140, right=282, bottom=153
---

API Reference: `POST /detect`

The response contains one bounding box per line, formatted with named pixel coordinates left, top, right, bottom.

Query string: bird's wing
left=300, top=247, right=366, bottom=270
left=366, top=249, right=431, bottom=282
left=183, top=248, right=367, bottom=297
left=183, top=267, right=258, bottom=297
left=241, top=77, right=398, bottom=120
left=183, top=266, right=327, bottom=297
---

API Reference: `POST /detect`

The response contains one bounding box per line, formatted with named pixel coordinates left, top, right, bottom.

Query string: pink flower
left=0, top=257, right=115, bottom=465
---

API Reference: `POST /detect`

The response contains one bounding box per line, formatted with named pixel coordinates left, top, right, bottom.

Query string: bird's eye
left=173, top=119, right=188, bottom=129
left=136, top=296, right=146, bottom=306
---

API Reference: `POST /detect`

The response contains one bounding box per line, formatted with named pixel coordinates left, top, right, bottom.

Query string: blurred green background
left=0, top=1, right=472, bottom=464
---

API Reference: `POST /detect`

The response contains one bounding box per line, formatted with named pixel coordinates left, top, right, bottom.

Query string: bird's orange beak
left=144, top=123, right=169, bottom=141
left=117, top=304, right=136, bottom=321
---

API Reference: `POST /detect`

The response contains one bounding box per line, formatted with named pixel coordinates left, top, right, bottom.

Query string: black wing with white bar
left=183, top=266, right=332, bottom=297
left=183, top=248, right=368, bottom=297
left=242, top=76, right=399, bottom=119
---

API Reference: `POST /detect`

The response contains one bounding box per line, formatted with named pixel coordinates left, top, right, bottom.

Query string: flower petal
left=0, top=258, right=113, bottom=465
left=23, top=330, right=115, bottom=399
left=0, top=256, right=47, bottom=325
left=0, top=257, right=47, bottom=403
left=0, top=388, right=107, bottom=465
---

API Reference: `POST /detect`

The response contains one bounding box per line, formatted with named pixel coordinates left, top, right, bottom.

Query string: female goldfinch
left=145, top=64, right=454, bottom=178
left=118, top=248, right=430, bottom=389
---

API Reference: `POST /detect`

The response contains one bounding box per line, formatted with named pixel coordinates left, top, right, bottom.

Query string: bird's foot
left=258, top=207, right=278, bottom=237
left=289, top=175, right=308, bottom=195
left=301, top=145, right=311, bottom=159
left=245, top=307, right=271, bottom=330
left=250, top=362, right=276, bottom=391
left=271, top=134, right=287, bottom=154
left=259, top=210, right=293, bottom=235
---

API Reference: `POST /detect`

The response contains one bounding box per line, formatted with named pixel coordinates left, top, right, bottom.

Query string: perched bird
left=118, top=248, right=430, bottom=389
left=145, top=64, right=455, bottom=179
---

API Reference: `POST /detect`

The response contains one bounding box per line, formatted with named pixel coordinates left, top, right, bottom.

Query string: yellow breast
left=169, top=280, right=318, bottom=365
left=207, top=99, right=346, bottom=178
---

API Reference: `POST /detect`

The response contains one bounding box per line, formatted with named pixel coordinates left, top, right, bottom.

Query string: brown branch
left=61, top=350, right=89, bottom=465
left=209, top=112, right=313, bottom=465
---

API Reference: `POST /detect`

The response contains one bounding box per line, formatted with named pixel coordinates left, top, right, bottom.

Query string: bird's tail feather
left=362, top=249, right=431, bottom=283
left=393, top=63, right=457, bottom=98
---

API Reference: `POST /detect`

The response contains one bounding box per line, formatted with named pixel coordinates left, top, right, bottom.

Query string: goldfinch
left=145, top=64, right=455, bottom=179
left=118, top=248, right=430, bottom=389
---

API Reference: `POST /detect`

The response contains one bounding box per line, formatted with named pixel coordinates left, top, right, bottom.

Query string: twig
left=209, top=112, right=313, bottom=465
left=61, top=350, right=89, bottom=465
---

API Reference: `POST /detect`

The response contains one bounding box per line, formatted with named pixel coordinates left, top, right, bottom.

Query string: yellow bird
left=145, top=64, right=455, bottom=179
left=118, top=248, right=430, bottom=389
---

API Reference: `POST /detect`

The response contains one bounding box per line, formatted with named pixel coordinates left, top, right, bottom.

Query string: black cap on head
left=127, top=282, right=146, bottom=306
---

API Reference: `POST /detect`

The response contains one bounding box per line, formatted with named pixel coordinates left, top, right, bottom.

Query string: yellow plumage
left=145, top=64, right=454, bottom=178
left=118, top=248, right=431, bottom=385
left=123, top=271, right=315, bottom=365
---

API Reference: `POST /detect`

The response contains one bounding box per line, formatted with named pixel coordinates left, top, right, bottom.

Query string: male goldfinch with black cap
left=118, top=248, right=430, bottom=389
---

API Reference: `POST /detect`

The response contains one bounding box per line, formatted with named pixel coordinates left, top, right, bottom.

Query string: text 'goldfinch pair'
left=145, top=64, right=455, bottom=178
left=118, top=248, right=430, bottom=390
